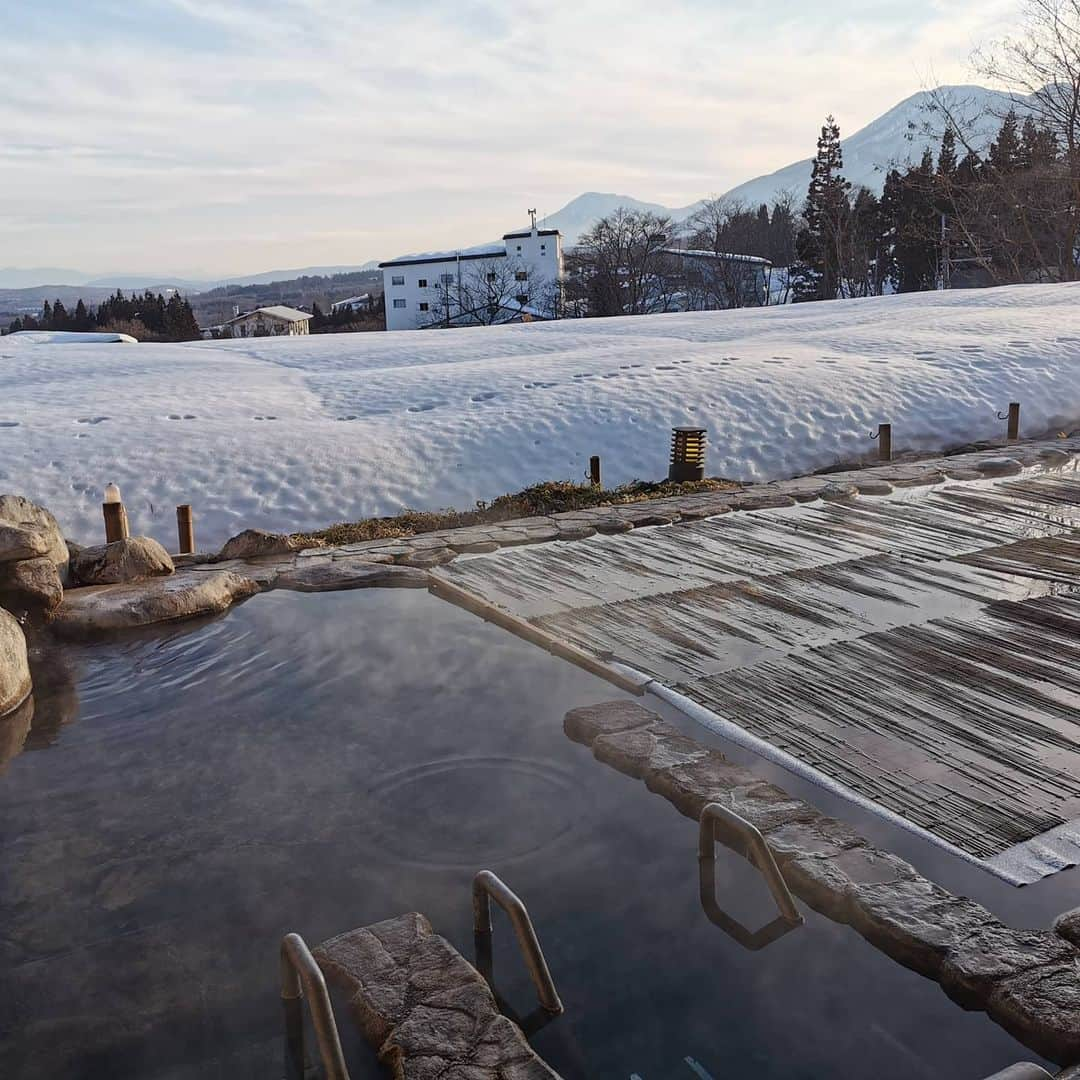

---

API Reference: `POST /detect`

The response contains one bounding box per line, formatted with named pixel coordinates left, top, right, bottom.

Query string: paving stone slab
left=276, top=561, right=428, bottom=592
left=313, top=913, right=560, bottom=1079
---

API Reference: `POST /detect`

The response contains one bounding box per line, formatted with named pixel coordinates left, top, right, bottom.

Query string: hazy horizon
left=2, top=0, right=1019, bottom=278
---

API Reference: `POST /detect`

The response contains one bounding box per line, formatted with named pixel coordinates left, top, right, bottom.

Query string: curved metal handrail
left=472, top=870, right=564, bottom=1014
left=698, top=802, right=802, bottom=928
left=280, top=931, right=350, bottom=1080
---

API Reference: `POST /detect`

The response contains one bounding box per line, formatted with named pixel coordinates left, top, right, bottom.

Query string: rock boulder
left=0, top=523, right=51, bottom=564
left=0, top=608, right=31, bottom=716
left=216, top=529, right=297, bottom=561
left=71, top=537, right=174, bottom=586
left=50, top=570, right=259, bottom=638
left=0, top=495, right=69, bottom=576
left=0, top=557, right=64, bottom=614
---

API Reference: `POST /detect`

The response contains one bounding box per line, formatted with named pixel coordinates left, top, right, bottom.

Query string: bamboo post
left=589, top=455, right=601, bottom=487
left=176, top=504, right=195, bottom=554
left=877, top=423, right=892, bottom=462
left=102, top=483, right=129, bottom=543
left=1007, top=402, right=1020, bottom=442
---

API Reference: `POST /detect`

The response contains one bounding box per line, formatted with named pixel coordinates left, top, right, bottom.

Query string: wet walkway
left=433, top=441, right=1080, bottom=884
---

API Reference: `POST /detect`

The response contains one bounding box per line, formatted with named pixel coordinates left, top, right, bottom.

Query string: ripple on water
left=362, top=756, right=583, bottom=868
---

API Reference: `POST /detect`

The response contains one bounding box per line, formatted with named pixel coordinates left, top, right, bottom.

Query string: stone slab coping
left=312, top=912, right=560, bottom=1079
left=564, top=700, right=1080, bottom=1068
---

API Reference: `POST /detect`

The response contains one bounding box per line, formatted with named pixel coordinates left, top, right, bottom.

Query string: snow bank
left=2, top=283, right=1079, bottom=550
left=10, top=331, right=138, bottom=344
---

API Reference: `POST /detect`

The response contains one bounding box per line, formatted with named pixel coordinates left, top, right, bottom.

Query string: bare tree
left=566, top=208, right=680, bottom=316
left=422, top=258, right=554, bottom=328
left=923, top=2, right=1080, bottom=283
left=976, top=0, right=1080, bottom=280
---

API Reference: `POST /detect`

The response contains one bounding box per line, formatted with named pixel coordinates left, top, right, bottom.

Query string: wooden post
left=103, top=502, right=129, bottom=543
left=176, top=504, right=195, bottom=555
left=877, top=423, right=892, bottom=462
left=1007, top=401, right=1020, bottom=442
left=589, top=455, right=601, bottom=487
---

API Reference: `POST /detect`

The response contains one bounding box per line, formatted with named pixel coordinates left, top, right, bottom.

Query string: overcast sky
left=0, top=0, right=1018, bottom=278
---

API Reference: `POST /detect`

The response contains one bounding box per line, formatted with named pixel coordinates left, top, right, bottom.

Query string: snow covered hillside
left=2, top=283, right=1079, bottom=551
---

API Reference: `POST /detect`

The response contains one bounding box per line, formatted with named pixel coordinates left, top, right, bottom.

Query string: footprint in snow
left=470, top=392, right=498, bottom=402
left=771, top=355, right=792, bottom=360
left=167, top=414, right=198, bottom=420
left=336, top=414, right=358, bottom=421
left=0, top=421, right=18, bottom=428
left=407, top=402, right=443, bottom=413
left=655, top=365, right=676, bottom=371
left=76, top=416, right=110, bottom=425
left=253, top=415, right=278, bottom=421
left=601, top=373, right=620, bottom=379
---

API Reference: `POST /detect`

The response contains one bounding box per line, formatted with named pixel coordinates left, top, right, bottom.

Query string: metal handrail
left=698, top=802, right=802, bottom=928
left=472, top=869, right=564, bottom=1014
left=280, top=931, right=350, bottom=1080
left=698, top=857, right=801, bottom=951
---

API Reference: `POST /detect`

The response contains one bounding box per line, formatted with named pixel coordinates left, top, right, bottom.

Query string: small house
left=227, top=305, right=311, bottom=338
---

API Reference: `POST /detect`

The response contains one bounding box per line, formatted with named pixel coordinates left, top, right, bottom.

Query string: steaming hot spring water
left=1, top=585, right=1075, bottom=1079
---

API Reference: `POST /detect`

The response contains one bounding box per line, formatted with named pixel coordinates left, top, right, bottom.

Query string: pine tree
left=937, top=127, right=958, bottom=178
left=989, top=111, right=1022, bottom=174
left=796, top=115, right=851, bottom=300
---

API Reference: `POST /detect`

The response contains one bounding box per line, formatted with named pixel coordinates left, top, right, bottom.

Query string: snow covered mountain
left=722, top=85, right=1029, bottom=209
left=545, top=86, right=1030, bottom=244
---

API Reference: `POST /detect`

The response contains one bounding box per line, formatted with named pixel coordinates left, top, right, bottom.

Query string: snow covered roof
left=666, top=248, right=772, bottom=267
left=381, top=242, right=508, bottom=269
left=228, top=305, right=311, bottom=324
left=330, top=294, right=370, bottom=307
left=8, top=330, right=138, bottom=344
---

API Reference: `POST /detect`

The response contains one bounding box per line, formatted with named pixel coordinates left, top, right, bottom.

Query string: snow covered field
left=2, top=283, right=1080, bottom=551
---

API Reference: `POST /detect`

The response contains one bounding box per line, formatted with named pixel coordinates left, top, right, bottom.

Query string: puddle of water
left=0, top=589, right=1057, bottom=1078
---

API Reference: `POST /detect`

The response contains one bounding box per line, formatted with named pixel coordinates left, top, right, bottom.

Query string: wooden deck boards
left=434, top=464, right=1080, bottom=878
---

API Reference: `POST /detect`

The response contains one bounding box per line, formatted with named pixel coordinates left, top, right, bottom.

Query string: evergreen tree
left=988, top=110, right=1022, bottom=174
left=795, top=115, right=851, bottom=301
left=937, top=128, right=958, bottom=178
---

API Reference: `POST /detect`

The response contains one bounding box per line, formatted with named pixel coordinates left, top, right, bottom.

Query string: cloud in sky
left=0, top=0, right=1019, bottom=276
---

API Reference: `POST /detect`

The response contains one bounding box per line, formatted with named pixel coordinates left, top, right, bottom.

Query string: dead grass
left=294, top=476, right=740, bottom=548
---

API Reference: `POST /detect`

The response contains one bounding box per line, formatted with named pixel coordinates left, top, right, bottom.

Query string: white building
left=330, top=294, right=372, bottom=315
left=380, top=222, right=563, bottom=331
left=226, top=305, right=312, bottom=338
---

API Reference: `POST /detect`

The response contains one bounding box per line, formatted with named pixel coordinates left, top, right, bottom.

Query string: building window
left=486, top=271, right=497, bottom=283
left=440, top=273, right=454, bottom=284
left=418, top=302, right=429, bottom=312
left=516, top=245, right=522, bottom=252
left=541, top=245, right=546, bottom=253
left=515, top=271, right=528, bottom=282
left=393, top=299, right=406, bottom=309
left=391, top=274, right=405, bottom=286
left=418, top=278, right=428, bottom=288
left=516, top=294, right=529, bottom=305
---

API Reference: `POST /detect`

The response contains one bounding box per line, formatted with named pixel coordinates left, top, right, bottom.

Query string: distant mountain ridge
left=0, top=262, right=381, bottom=292
left=537, top=86, right=1029, bottom=244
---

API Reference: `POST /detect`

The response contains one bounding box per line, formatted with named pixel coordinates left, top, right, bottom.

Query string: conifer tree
left=794, top=115, right=851, bottom=301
